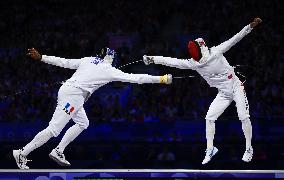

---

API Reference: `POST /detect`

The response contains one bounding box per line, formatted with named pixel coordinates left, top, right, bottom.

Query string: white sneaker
left=242, top=147, right=253, bottom=162
left=49, top=148, right=71, bottom=166
left=13, top=149, right=31, bottom=170
left=202, top=147, right=218, bottom=165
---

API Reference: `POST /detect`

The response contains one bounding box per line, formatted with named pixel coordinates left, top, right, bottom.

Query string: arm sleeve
left=41, top=55, right=85, bottom=69
left=111, top=68, right=161, bottom=84
left=214, top=25, right=253, bottom=54
left=150, top=56, right=196, bottom=69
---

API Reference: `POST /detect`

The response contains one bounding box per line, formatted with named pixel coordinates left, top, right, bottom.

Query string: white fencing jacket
left=41, top=56, right=160, bottom=94
left=150, top=25, right=253, bottom=94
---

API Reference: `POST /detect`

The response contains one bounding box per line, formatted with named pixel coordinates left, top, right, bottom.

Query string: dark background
left=0, top=0, right=283, bottom=169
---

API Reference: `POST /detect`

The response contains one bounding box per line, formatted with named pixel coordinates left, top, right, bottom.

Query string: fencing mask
left=97, top=47, right=116, bottom=64
left=188, top=38, right=209, bottom=63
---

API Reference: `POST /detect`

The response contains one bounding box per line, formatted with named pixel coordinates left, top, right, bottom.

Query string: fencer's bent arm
left=214, top=25, right=253, bottom=54
left=150, top=56, right=196, bottom=69
left=41, top=55, right=83, bottom=69
left=111, top=68, right=161, bottom=84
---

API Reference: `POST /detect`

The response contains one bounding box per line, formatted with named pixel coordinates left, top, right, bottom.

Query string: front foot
left=242, top=147, right=253, bottom=162
left=202, top=146, right=218, bottom=165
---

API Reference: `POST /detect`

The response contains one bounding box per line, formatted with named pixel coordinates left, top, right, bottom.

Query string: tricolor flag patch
left=63, top=103, right=75, bottom=115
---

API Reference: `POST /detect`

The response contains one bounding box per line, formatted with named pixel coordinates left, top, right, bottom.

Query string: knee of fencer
left=205, top=119, right=215, bottom=134
left=240, top=118, right=251, bottom=124
left=77, top=121, right=89, bottom=130
left=205, top=118, right=216, bottom=124
left=205, top=112, right=217, bottom=122
left=46, top=124, right=61, bottom=137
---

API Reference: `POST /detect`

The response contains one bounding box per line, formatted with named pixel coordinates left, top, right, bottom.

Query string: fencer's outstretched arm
left=214, top=17, right=262, bottom=54
left=110, top=67, right=172, bottom=84
left=143, top=55, right=197, bottom=70
left=41, top=55, right=84, bottom=69
left=26, top=48, right=83, bottom=69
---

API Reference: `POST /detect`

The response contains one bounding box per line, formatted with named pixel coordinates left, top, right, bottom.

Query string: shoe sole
left=202, top=147, right=219, bottom=165
left=12, top=150, right=20, bottom=169
left=13, top=150, right=29, bottom=170
left=242, top=156, right=253, bottom=162
left=49, top=153, right=71, bottom=166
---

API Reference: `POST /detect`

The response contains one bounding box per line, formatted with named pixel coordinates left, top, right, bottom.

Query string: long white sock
left=206, top=119, right=215, bottom=149
left=56, top=124, right=84, bottom=153
left=241, top=118, right=252, bottom=149
left=21, top=128, right=54, bottom=156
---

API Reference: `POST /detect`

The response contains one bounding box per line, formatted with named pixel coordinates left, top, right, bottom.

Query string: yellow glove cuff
left=160, top=75, right=168, bottom=84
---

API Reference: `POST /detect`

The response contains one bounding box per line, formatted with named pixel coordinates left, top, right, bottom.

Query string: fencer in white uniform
left=143, top=18, right=262, bottom=164
left=13, top=47, right=172, bottom=169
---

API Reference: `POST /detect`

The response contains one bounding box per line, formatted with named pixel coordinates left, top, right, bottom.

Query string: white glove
left=160, top=74, right=172, bottom=84
left=143, top=55, right=154, bottom=65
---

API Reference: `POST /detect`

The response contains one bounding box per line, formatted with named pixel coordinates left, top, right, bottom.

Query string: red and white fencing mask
left=188, top=38, right=209, bottom=62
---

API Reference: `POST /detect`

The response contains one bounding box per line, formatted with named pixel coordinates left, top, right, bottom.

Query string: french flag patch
left=63, top=103, right=75, bottom=115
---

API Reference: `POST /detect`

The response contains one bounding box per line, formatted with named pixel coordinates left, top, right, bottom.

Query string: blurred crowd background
left=0, top=0, right=283, bottom=169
